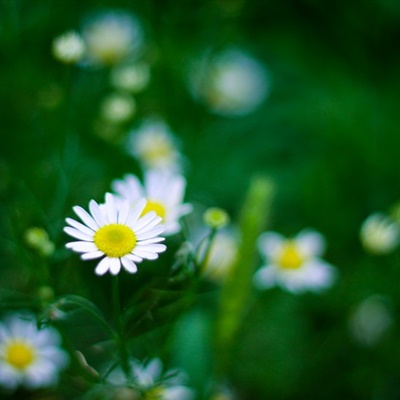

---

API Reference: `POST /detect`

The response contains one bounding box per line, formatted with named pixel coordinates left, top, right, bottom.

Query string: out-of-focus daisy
left=107, top=358, right=194, bottom=400
left=0, top=313, right=69, bottom=391
left=24, top=227, right=55, bottom=257
left=112, top=171, right=191, bottom=236
left=111, top=62, right=150, bottom=93
left=64, top=193, right=166, bottom=275
left=127, top=118, right=181, bottom=171
left=101, top=93, right=136, bottom=124
left=189, top=48, right=269, bottom=116
left=82, top=11, right=143, bottom=66
left=360, top=212, right=399, bottom=254
left=52, top=31, right=85, bottom=64
left=349, top=295, right=392, bottom=346
left=254, top=229, right=336, bottom=293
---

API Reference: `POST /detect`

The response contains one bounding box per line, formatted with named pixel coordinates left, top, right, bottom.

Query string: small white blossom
left=0, top=313, right=69, bottom=391
left=254, top=229, right=336, bottom=293
left=111, top=62, right=150, bottom=93
left=360, top=212, right=399, bottom=254
left=101, top=93, right=136, bottom=123
left=82, top=11, right=143, bottom=66
left=127, top=118, right=181, bottom=171
left=52, top=31, right=85, bottom=64
left=189, top=48, right=269, bottom=116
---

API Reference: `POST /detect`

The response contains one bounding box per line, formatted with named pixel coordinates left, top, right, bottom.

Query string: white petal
left=253, top=265, right=278, bottom=290
left=126, top=198, right=147, bottom=225
left=117, top=200, right=130, bottom=224
left=95, top=257, right=111, bottom=275
left=81, top=251, right=104, bottom=260
left=136, top=226, right=165, bottom=241
left=132, top=248, right=159, bottom=260
left=126, top=254, right=143, bottom=262
left=66, top=218, right=95, bottom=236
left=302, top=260, right=336, bottom=291
left=105, top=193, right=118, bottom=223
left=132, top=211, right=157, bottom=231
left=66, top=241, right=97, bottom=253
left=137, top=237, right=165, bottom=245
left=73, top=206, right=99, bottom=231
left=109, top=258, right=121, bottom=275
left=257, top=232, right=285, bottom=258
left=135, top=215, right=162, bottom=234
left=64, top=227, right=93, bottom=241
left=296, top=229, right=326, bottom=257
left=89, top=200, right=107, bottom=226
left=121, top=257, right=138, bottom=273
left=136, top=244, right=166, bottom=253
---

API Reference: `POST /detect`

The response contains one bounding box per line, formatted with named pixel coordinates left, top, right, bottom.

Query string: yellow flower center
left=6, top=341, right=36, bottom=370
left=94, top=224, right=136, bottom=258
left=277, top=241, right=304, bottom=269
left=141, top=200, right=166, bottom=220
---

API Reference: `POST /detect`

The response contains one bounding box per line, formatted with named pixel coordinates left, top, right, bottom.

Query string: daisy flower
left=52, top=31, right=85, bottom=64
left=189, top=48, right=269, bottom=117
left=82, top=11, right=143, bottom=66
left=64, top=193, right=166, bottom=275
left=360, top=212, right=399, bottom=254
left=112, top=171, right=192, bottom=236
left=107, top=358, right=194, bottom=400
left=127, top=117, right=181, bottom=172
left=254, top=229, right=336, bottom=293
left=0, top=313, right=69, bottom=391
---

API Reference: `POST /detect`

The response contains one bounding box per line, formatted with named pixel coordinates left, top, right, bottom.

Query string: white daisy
left=82, top=11, right=143, bottom=66
left=360, top=212, right=399, bottom=254
left=189, top=48, right=269, bottom=116
left=254, top=229, right=336, bottom=293
left=64, top=193, right=166, bottom=276
left=52, top=31, right=85, bottom=64
left=127, top=118, right=181, bottom=172
left=112, top=171, right=191, bottom=236
left=0, top=313, right=69, bottom=391
left=133, top=358, right=194, bottom=400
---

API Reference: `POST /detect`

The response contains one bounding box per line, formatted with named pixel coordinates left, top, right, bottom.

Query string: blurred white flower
left=112, top=171, right=192, bottom=236
left=107, top=358, right=194, bottom=399
left=254, top=229, right=336, bottom=293
left=127, top=118, right=181, bottom=171
left=360, top=212, right=399, bottom=254
left=0, top=313, right=69, bottom=391
left=349, top=295, right=392, bottom=346
left=189, top=48, right=269, bottom=116
left=52, top=31, right=85, bottom=64
left=82, top=11, right=143, bottom=66
left=24, top=227, right=55, bottom=257
left=64, top=193, right=166, bottom=276
left=111, top=62, right=150, bottom=93
left=101, top=93, right=136, bottom=123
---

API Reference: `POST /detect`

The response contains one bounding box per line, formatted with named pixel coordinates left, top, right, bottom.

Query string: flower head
left=112, top=171, right=191, bottom=236
left=111, top=62, right=151, bottom=93
left=189, top=48, right=269, bottom=116
left=101, top=93, right=136, bottom=124
left=52, top=31, right=85, bottom=64
left=0, top=313, right=69, bottom=391
left=82, top=11, right=143, bottom=66
left=127, top=118, right=181, bottom=171
left=64, top=193, right=166, bottom=275
left=360, top=212, right=399, bottom=254
left=254, top=229, right=336, bottom=293
left=108, top=358, right=193, bottom=400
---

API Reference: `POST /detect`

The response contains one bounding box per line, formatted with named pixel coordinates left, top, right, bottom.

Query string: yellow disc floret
left=141, top=200, right=166, bottom=220
left=145, top=386, right=165, bottom=400
left=6, top=341, right=36, bottom=370
left=94, top=224, right=136, bottom=258
left=277, top=241, right=304, bottom=269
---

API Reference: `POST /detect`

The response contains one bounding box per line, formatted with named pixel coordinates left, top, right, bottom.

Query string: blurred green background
left=1, top=0, right=400, bottom=399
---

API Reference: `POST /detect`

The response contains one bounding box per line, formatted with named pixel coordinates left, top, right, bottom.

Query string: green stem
left=199, top=228, right=218, bottom=275
left=112, top=275, right=132, bottom=381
